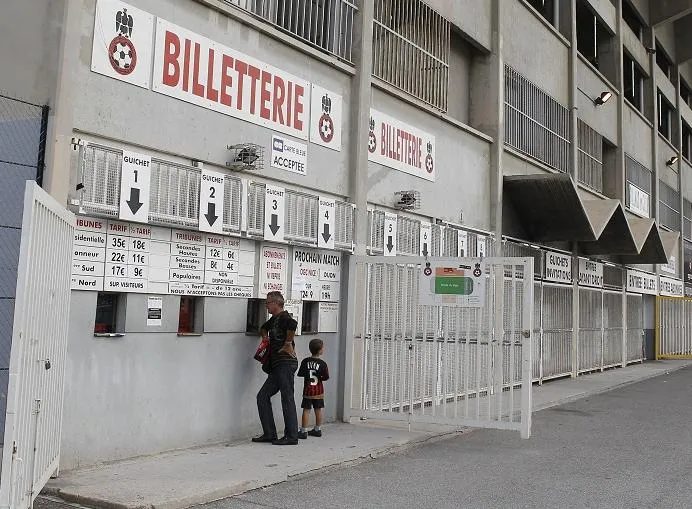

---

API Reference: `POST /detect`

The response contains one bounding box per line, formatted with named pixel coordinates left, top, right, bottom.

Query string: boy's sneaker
left=297, top=430, right=308, bottom=439
left=307, top=429, right=322, bottom=437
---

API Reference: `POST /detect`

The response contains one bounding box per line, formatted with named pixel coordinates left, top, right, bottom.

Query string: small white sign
left=118, top=150, right=151, bottom=223
left=91, top=0, right=155, bottom=89
left=310, top=85, right=343, bottom=152
left=147, top=296, right=163, bottom=326
left=317, top=197, right=336, bottom=250
left=476, top=236, right=487, bottom=258
left=420, top=223, right=432, bottom=256
left=545, top=251, right=572, bottom=283
left=264, top=185, right=286, bottom=243
left=419, top=260, right=486, bottom=308
left=383, top=212, right=397, bottom=256
left=259, top=244, right=288, bottom=297
left=628, top=184, right=650, bottom=217
left=271, top=135, right=307, bottom=176
left=626, top=269, right=658, bottom=295
left=199, top=169, right=225, bottom=234
left=659, top=275, right=684, bottom=297
left=318, top=301, right=339, bottom=332
left=578, top=258, right=604, bottom=288
left=458, top=231, right=468, bottom=257
left=284, top=299, right=303, bottom=336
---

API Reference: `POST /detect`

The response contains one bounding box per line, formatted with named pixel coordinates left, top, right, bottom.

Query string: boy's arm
left=297, top=359, right=306, bottom=377
left=321, top=362, right=330, bottom=381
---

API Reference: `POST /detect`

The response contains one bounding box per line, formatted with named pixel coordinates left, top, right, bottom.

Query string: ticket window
left=94, top=292, right=125, bottom=336
left=301, top=302, right=319, bottom=334
left=178, top=296, right=203, bottom=334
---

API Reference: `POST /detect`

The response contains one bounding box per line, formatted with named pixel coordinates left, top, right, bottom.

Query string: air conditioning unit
left=394, top=190, right=420, bottom=210
left=226, top=143, right=264, bottom=172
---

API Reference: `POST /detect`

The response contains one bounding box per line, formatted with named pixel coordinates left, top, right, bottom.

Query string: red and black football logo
left=108, top=8, right=137, bottom=75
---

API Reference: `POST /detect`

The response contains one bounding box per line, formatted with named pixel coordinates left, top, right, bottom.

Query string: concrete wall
left=423, top=0, right=492, bottom=51
left=656, top=22, right=677, bottom=62
left=502, top=0, right=570, bottom=105
left=682, top=159, right=692, bottom=197
left=447, top=33, right=473, bottom=124
left=623, top=103, right=654, bottom=168
left=61, top=291, right=341, bottom=469
left=577, top=59, right=619, bottom=143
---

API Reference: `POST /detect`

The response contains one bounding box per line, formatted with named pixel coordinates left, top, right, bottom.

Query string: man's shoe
left=307, top=429, right=322, bottom=437
left=251, top=434, right=276, bottom=443
left=298, top=431, right=308, bottom=439
left=272, top=436, right=299, bottom=445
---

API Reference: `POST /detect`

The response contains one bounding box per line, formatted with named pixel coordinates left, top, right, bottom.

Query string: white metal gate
left=345, top=256, right=534, bottom=438
left=0, top=183, right=74, bottom=509
left=626, top=294, right=644, bottom=363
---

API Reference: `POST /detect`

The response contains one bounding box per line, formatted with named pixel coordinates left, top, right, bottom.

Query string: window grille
left=285, top=190, right=318, bottom=244
left=335, top=201, right=354, bottom=251
left=222, top=175, right=243, bottom=234
left=684, top=199, right=692, bottom=240
left=659, top=181, right=680, bottom=231
left=504, top=66, right=571, bottom=173
left=431, top=224, right=442, bottom=256
left=624, top=154, right=651, bottom=212
left=79, top=144, right=121, bottom=217
left=441, top=227, right=457, bottom=256
left=149, top=159, right=200, bottom=227
left=577, top=120, right=603, bottom=193
left=396, top=216, right=419, bottom=255
left=368, top=209, right=385, bottom=254
left=372, top=0, right=450, bottom=111
left=247, top=181, right=266, bottom=236
left=224, top=0, right=357, bottom=63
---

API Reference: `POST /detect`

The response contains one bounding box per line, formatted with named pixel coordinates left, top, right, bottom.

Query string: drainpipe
left=569, top=0, right=580, bottom=378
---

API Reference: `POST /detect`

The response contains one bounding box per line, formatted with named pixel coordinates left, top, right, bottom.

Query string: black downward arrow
left=386, top=235, right=394, bottom=253
left=126, top=188, right=143, bottom=214
left=204, top=202, right=218, bottom=226
left=422, top=242, right=429, bottom=257
left=322, top=223, right=331, bottom=243
left=269, top=214, right=280, bottom=235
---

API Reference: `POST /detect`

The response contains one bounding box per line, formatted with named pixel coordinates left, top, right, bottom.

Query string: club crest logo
left=108, top=7, right=137, bottom=75
left=368, top=116, right=377, bottom=154
left=473, top=263, right=482, bottom=278
left=425, top=141, right=434, bottom=174
left=318, top=94, right=335, bottom=143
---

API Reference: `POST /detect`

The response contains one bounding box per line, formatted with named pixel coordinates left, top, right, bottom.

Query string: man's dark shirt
left=261, top=310, right=298, bottom=369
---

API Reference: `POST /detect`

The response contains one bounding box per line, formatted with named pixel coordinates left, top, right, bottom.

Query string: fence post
left=654, top=296, right=660, bottom=360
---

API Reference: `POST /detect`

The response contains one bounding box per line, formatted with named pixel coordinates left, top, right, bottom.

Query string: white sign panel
left=153, top=18, right=310, bottom=140
left=310, top=85, right=343, bottom=151
left=118, top=151, right=151, bottom=223
left=660, top=255, right=676, bottom=275
left=628, top=184, right=650, bottom=217
left=71, top=217, right=256, bottom=297
left=545, top=252, right=572, bottom=283
left=420, top=223, right=432, bottom=256
left=317, top=197, right=336, bottom=250
left=291, top=248, right=341, bottom=302
left=264, top=185, right=285, bottom=243
left=659, top=276, right=684, bottom=297
left=91, top=0, right=155, bottom=89
left=271, top=135, right=307, bottom=176
left=318, top=302, right=339, bottom=332
left=259, top=244, right=288, bottom=298
left=284, top=299, right=303, bottom=336
left=368, top=108, right=436, bottom=182
left=476, top=236, right=487, bottom=258
left=199, top=169, right=225, bottom=234
left=578, top=258, right=604, bottom=288
left=626, top=269, right=658, bottom=295
left=419, top=260, right=486, bottom=308
left=147, top=296, right=163, bottom=326
left=383, top=212, right=397, bottom=256
left=458, top=231, right=468, bottom=257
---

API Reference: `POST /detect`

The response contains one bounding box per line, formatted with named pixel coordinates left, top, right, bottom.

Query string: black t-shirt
left=261, top=311, right=298, bottom=369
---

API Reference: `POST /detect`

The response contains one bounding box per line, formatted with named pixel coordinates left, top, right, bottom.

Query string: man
left=253, top=291, right=300, bottom=445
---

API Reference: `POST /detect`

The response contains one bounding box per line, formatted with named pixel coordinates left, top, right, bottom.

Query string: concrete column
left=675, top=64, right=684, bottom=279
left=569, top=0, right=580, bottom=378
left=649, top=26, right=660, bottom=227
left=489, top=0, right=504, bottom=255
left=615, top=0, right=626, bottom=203
left=42, top=0, right=82, bottom=205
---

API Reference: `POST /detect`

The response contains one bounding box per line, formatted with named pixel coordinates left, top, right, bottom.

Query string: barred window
left=577, top=120, right=603, bottom=193
left=683, top=198, right=692, bottom=240
left=659, top=181, right=680, bottom=231
left=372, top=0, right=450, bottom=111
left=624, top=155, right=651, bottom=217
left=504, top=66, right=571, bottom=173
left=225, top=0, right=357, bottom=63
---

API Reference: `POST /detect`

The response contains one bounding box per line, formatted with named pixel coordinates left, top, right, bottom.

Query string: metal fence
left=504, top=66, right=571, bottom=173
left=224, top=0, right=357, bottom=63
left=626, top=293, right=644, bottom=363
left=346, top=256, right=534, bottom=438
left=577, top=119, right=603, bottom=193
left=372, top=0, right=450, bottom=111
left=0, top=94, right=49, bottom=443
left=655, top=296, right=692, bottom=359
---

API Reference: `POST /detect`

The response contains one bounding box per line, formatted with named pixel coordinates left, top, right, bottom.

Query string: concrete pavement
left=43, top=360, right=692, bottom=509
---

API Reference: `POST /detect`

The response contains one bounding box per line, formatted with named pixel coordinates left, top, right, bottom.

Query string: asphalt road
left=192, top=366, right=692, bottom=509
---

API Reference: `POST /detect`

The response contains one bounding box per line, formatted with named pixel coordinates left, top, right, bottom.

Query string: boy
left=297, top=338, right=330, bottom=439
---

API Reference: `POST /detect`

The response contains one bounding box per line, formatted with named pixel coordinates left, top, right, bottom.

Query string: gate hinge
left=522, top=330, right=531, bottom=339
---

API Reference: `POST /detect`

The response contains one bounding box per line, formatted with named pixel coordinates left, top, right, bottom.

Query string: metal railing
left=625, top=154, right=652, bottom=215
left=577, top=119, right=603, bottom=193
left=659, top=180, right=681, bottom=232
left=655, top=296, right=692, bottom=359
left=224, top=0, right=357, bottom=62
left=372, top=0, right=450, bottom=111
left=504, top=66, right=571, bottom=173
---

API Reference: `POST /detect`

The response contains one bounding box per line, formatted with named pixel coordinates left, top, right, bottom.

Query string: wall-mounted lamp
left=594, top=91, right=613, bottom=106
left=645, top=46, right=656, bottom=55
left=666, top=156, right=679, bottom=166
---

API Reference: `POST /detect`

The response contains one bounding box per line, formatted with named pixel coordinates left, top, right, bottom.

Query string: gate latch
left=522, top=330, right=531, bottom=339
left=38, top=358, right=51, bottom=370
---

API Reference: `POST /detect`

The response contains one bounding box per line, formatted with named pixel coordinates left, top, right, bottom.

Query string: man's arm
left=279, top=329, right=297, bottom=357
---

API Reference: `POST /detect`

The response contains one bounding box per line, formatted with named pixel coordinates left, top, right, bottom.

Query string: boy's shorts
left=301, top=397, right=325, bottom=409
